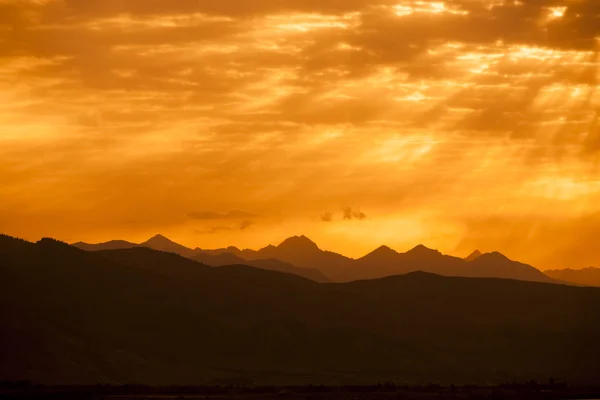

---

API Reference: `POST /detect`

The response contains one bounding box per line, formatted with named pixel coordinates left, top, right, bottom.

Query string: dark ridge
left=545, top=267, right=600, bottom=287
left=71, top=235, right=559, bottom=284
left=1, top=233, right=600, bottom=386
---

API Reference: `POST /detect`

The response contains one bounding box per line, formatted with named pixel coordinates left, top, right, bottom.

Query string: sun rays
left=1, top=0, right=600, bottom=267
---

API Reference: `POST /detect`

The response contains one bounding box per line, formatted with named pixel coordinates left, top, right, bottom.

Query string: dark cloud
left=342, top=207, right=367, bottom=220
left=320, top=212, right=333, bottom=222
left=197, top=226, right=233, bottom=234
left=196, top=219, right=255, bottom=234
left=240, top=220, right=254, bottom=230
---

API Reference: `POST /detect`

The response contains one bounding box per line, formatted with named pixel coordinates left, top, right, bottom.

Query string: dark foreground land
left=2, top=235, right=600, bottom=386
left=2, top=383, right=600, bottom=400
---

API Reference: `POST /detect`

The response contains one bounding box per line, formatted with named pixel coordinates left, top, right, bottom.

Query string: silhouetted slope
left=193, top=252, right=329, bottom=282
left=467, top=252, right=555, bottom=283
left=1, top=234, right=599, bottom=386
left=137, top=234, right=197, bottom=258
left=72, top=240, right=137, bottom=251
left=351, top=245, right=437, bottom=280
left=352, top=244, right=466, bottom=280
left=223, top=237, right=557, bottom=283
left=465, top=250, right=483, bottom=261
left=234, top=236, right=353, bottom=281
left=73, top=235, right=197, bottom=258
left=545, top=267, right=600, bottom=287
left=73, top=235, right=328, bottom=281
left=196, top=246, right=243, bottom=256
left=348, top=244, right=556, bottom=283
left=72, top=235, right=557, bottom=284
left=98, top=247, right=211, bottom=279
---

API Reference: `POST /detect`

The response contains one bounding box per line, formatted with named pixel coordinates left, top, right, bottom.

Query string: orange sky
left=1, top=0, right=599, bottom=269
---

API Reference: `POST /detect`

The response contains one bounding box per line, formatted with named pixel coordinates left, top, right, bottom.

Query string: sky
left=1, top=0, right=599, bottom=270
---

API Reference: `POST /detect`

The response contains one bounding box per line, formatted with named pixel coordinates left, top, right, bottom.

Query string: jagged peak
left=365, top=245, right=398, bottom=257
left=146, top=234, right=170, bottom=242
left=278, top=235, right=320, bottom=251
left=143, top=234, right=184, bottom=246
left=406, top=244, right=440, bottom=256
left=465, top=250, right=483, bottom=262
left=479, top=251, right=511, bottom=262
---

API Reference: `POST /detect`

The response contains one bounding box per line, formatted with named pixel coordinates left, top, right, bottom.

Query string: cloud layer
left=1, top=0, right=599, bottom=268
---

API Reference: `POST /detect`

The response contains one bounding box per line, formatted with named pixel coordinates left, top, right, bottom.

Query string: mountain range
left=74, top=234, right=558, bottom=285
left=3, top=234, right=600, bottom=386
left=545, top=267, right=600, bottom=287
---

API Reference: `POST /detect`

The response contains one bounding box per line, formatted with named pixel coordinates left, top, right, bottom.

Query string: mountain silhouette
left=406, top=244, right=441, bottom=257
left=1, top=233, right=599, bottom=386
left=138, top=234, right=197, bottom=258
left=351, top=243, right=464, bottom=280
left=545, top=267, right=600, bottom=287
left=73, top=235, right=557, bottom=284
left=196, top=245, right=243, bottom=256
left=465, top=249, right=483, bottom=261
left=72, top=239, right=137, bottom=251
left=73, top=234, right=197, bottom=258
left=466, top=252, right=555, bottom=283
left=277, top=235, right=321, bottom=252
left=346, top=243, right=555, bottom=283
left=193, top=251, right=329, bottom=282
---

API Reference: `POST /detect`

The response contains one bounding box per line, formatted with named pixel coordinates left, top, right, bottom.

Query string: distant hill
left=138, top=234, right=197, bottom=258
left=73, top=235, right=197, bottom=258
left=466, top=252, right=555, bottom=283
left=72, top=239, right=137, bottom=251
left=348, top=245, right=555, bottom=283
left=73, top=234, right=557, bottom=284
left=545, top=267, right=600, bottom=287
left=235, top=236, right=556, bottom=284
left=1, top=233, right=599, bottom=386
left=350, top=244, right=465, bottom=281
left=192, top=251, right=329, bottom=282
left=235, top=235, right=353, bottom=281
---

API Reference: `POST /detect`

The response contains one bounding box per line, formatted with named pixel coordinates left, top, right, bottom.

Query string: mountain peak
left=358, top=245, right=399, bottom=262
left=406, top=244, right=440, bottom=256
left=371, top=245, right=398, bottom=255
left=480, top=251, right=511, bottom=262
left=278, top=235, right=320, bottom=251
left=145, top=234, right=171, bottom=243
left=465, top=250, right=483, bottom=262
left=139, top=234, right=195, bottom=257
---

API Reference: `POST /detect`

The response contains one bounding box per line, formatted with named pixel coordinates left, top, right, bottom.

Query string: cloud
left=195, top=219, right=255, bottom=234
left=240, top=220, right=254, bottom=230
left=454, top=211, right=600, bottom=270
left=197, top=226, right=233, bottom=235
left=320, top=212, right=333, bottom=222
left=188, top=210, right=258, bottom=220
left=342, top=207, right=367, bottom=221
left=1, top=0, right=600, bottom=265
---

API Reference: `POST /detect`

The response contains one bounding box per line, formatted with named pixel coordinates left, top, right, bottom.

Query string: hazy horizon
left=4, top=230, right=597, bottom=271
